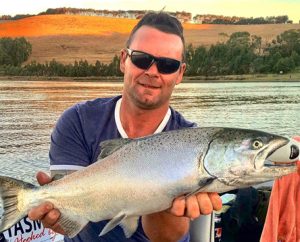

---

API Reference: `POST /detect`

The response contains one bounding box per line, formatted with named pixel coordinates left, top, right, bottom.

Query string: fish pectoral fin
left=99, top=213, right=139, bottom=238
left=185, top=177, right=216, bottom=197
left=119, top=216, right=140, bottom=238
left=99, top=212, right=127, bottom=237
left=58, top=212, right=89, bottom=238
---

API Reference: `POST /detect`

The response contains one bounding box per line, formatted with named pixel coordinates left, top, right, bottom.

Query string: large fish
left=0, top=127, right=299, bottom=238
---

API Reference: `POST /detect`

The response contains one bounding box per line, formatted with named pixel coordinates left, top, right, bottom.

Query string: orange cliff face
left=0, top=15, right=138, bottom=37
left=0, top=14, right=211, bottom=37
left=0, top=14, right=213, bottom=64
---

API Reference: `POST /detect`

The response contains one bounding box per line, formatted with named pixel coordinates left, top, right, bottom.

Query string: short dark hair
left=126, top=12, right=186, bottom=62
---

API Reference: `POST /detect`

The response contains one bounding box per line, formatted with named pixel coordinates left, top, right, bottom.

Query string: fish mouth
left=262, top=138, right=297, bottom=167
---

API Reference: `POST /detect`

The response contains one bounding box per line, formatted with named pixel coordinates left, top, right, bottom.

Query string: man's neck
left=119, top=97, right=170, bottom=138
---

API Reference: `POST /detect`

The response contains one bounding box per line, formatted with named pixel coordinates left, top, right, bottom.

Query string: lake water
left=0, top=80, right=299, bottom=184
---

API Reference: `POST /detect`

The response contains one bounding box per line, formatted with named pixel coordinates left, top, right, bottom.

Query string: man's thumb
left=36, top=171, right=52, bottom=186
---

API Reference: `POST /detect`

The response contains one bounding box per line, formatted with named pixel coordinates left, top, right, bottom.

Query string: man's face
left=120, top=26, right=186, bottom=109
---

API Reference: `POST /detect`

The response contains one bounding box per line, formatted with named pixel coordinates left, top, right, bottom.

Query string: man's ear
left=119, top=49, right=127, bottom=73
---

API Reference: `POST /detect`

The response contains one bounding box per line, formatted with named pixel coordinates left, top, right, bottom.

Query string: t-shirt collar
left=114, top=98, right=171, bottom=138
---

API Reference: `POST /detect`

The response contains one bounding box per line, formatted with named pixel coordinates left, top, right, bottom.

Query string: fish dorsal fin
left=99, top=212, right=126, bottom=236
left=120, top=216, right=140, bottom=238
left=57, top=212, right=89, bottom=238
left=99, top=138, right=132, bottom=159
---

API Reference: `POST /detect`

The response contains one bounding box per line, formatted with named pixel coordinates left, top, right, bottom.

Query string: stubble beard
left=123, top=75, right=172, bottom=110
left=131, top=90, right=163, bottom=110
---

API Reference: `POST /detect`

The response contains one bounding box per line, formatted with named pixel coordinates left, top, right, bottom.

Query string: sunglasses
left=126, top=48, right=181, bottom=74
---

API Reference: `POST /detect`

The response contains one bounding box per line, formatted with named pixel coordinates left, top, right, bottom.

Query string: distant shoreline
left=0, top=73, right=299, bottom=83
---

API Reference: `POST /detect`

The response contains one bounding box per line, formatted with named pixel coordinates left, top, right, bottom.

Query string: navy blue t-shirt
left=49, top=95, right=196, bottom=242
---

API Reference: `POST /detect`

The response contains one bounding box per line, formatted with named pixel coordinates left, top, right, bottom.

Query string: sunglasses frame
left=126, top=48, right=182, bottom=74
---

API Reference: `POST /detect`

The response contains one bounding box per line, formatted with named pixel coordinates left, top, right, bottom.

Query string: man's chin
left=136, top=99, right=160, bottom=110
left=134, top=95, right=163, bottom=110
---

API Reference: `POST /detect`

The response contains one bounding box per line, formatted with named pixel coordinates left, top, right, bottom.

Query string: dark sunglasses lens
left=130, top=52, right=153, bottom=70
left=157, top=58, right=180, bottom=74
left=129, top=50, right=180, bottom=74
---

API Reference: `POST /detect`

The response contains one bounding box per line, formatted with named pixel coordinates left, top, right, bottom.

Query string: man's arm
left=142, top=193, right=222, bottom=242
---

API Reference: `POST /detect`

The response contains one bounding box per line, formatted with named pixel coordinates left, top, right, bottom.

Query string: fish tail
left=0, top=176, right=36, bottom=232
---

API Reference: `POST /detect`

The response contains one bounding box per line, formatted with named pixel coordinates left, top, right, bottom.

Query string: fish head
left=202, top=128, right=297, bottom=188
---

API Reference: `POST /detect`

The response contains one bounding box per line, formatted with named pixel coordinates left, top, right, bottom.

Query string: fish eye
left=252, top=139, right=263, bottom=149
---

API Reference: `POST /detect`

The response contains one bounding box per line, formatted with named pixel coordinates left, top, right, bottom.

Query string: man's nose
left=145, top=61, right=159, bottom=75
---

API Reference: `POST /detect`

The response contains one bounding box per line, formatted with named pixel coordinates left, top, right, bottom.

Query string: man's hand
left=28, top=171, right=65, bottom=235
left=169, top=192, right=222, bottom=220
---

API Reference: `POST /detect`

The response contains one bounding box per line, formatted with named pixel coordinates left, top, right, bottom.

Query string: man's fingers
left=169, top=192, right=222, bottom=219
left=28, top=202, right=53, bottom=220
left=168, top=196, right=186, bottom=217
left=28, top=203, right=65, bottom=235
left=208, top=192, right=223, bottom=211
left=36, top=171, right=52, bottom=186
left=185, top=195, right=200, bottom=219
left=42, top=210, right=66, bottom=235
left=42, top=209, right=61, bottom=227
left=42, top=209, right=65, bottom=234
left=196, top=193, right=213, bottom=215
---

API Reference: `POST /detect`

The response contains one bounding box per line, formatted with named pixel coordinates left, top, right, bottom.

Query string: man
left=260, top=137, right=300, bottom=242
left=28, top=12, right=222, bottom=241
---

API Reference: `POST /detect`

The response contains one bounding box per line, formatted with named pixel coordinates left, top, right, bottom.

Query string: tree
left=251, top=35, right=262, bottom=54
left=273, top=57, right=295, bottom=73
left=291, top=51, right=300, bottom=66
left=276, top=29, right=300, bottom=56
left=106, top=55, right=122, bottom=76
left=218, top=32, right=229, bottom=43
left=185, top=45, right=208, bottom=75
left=227, top=32, right=251, bottom=48
left=0, top=37, right=32, bottom=66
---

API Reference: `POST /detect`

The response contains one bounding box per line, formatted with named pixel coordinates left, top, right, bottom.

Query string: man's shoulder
left=62, top=96, right=121, bottom=118
left=53, top=95, right=121, bottom=142
left=168, top=107, right=197, bottom=130
left=75, top=95, right=121, bottom=111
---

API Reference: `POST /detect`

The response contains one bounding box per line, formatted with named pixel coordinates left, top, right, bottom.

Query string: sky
left=0, top=0, right=300, bottom=23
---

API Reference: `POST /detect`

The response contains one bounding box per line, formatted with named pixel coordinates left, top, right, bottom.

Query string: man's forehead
left=129, top=26, right=184, bottom=54
left=132, top=25, right=181, bottom=41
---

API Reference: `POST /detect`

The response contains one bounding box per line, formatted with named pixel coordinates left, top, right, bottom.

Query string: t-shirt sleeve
left=49, top=104, right=90, bottom=171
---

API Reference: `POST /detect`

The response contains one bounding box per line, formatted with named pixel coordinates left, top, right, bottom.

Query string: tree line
left=1, top=9, right=293, bottom=25
left=1, top=29, right=300, bottom=77
left=3, top=57, right=122, bottom=77
left=185, top=29, right=300, bottom=75
left=194, top=15, right=291, bottom=25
